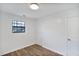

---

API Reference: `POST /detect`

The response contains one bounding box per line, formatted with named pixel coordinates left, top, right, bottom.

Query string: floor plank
left=3, top=44, right=63, bottom=56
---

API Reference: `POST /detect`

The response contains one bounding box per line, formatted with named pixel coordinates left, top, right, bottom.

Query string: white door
left=67, top=17, right=79, bottom=56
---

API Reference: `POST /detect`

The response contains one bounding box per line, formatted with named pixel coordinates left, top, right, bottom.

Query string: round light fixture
left=30, top=3, right=39, bottom=10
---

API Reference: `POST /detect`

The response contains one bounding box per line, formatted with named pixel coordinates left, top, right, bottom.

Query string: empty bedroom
left=0, top=3, right=79, bottom=56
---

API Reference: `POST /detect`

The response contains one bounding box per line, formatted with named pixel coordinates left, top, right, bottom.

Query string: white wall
left=36, top=7, right=79, bottom=55
left=36, top=15, right=67, bottom=55
left=0, top=11, right=36, bottom=55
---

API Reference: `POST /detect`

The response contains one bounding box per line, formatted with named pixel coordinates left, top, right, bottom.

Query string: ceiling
left=0, top=3, right=79, bottom=18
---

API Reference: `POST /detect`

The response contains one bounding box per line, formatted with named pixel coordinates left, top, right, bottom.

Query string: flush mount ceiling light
left=30, top=3, right=39, bottom=10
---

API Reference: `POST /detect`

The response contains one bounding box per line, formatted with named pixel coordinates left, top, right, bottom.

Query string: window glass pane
left=12, top=20, right=25, bottom=33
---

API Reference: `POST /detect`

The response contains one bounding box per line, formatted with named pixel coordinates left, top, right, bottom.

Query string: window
left=12, top=20, right=25, bottom=33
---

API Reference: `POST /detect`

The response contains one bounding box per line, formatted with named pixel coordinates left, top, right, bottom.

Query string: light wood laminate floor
left=3, top=44, right=63, bottom=56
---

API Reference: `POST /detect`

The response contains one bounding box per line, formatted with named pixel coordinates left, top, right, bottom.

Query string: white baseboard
left=42, top=45, right=64, bottom=55
left=1, top=43, right=35, bottom=56
left=1, top=43, right=64, bottom=56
